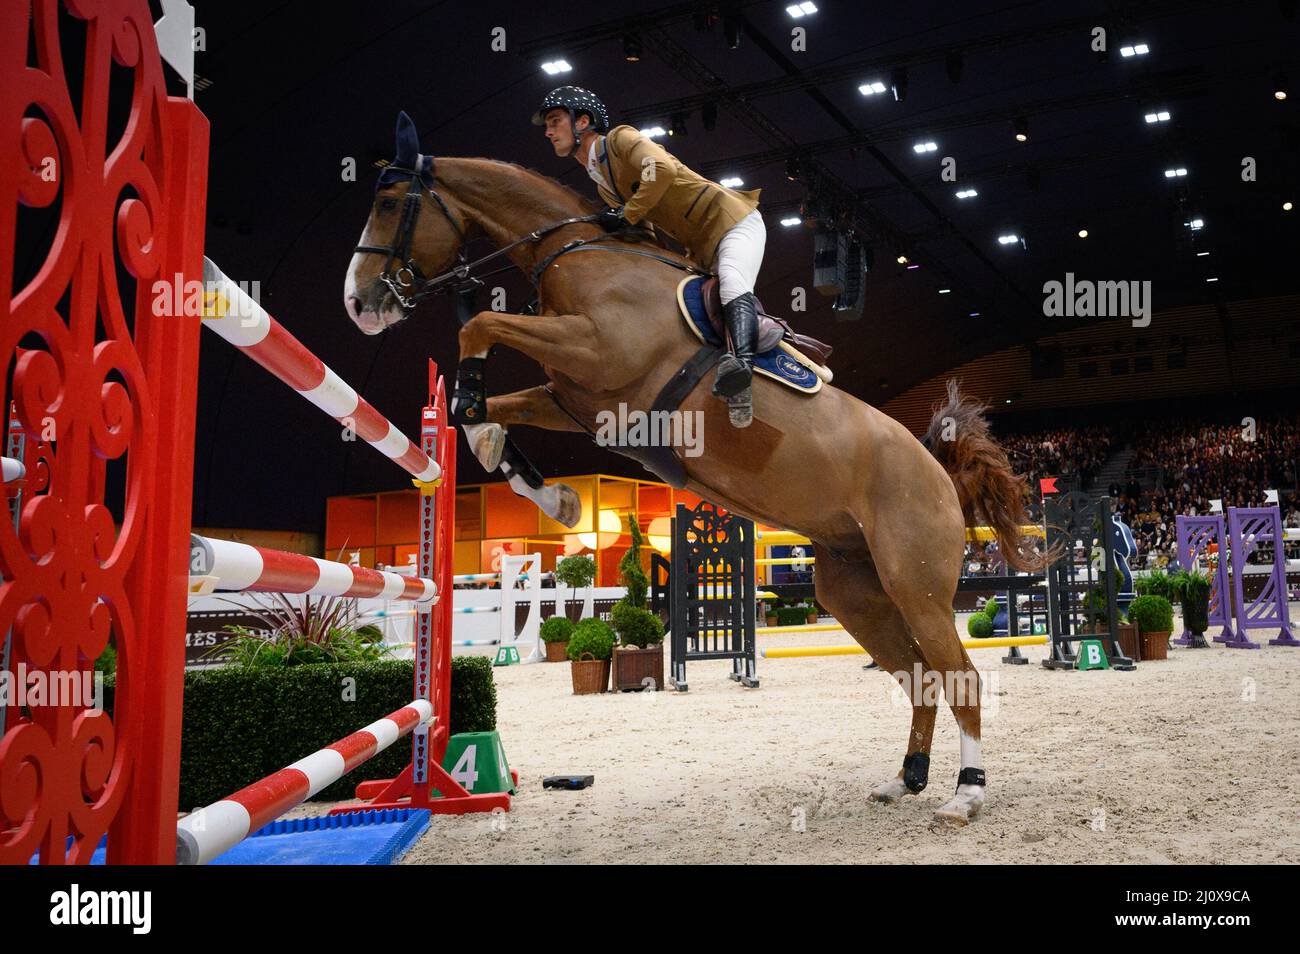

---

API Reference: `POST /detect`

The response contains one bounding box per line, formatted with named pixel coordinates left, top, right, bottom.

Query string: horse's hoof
left=867, top=777, right=911, bottom=804
left=468, top=423, right=505, bottom=471
left=540, top=482, right=582, bottom=528
left=932, top=787, right=984, bottom=827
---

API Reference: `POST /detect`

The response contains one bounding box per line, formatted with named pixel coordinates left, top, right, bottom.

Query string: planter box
left=1139, top=629, right=1169, bottom=661
left=612, top=645, right=665, bottom=691
left=544, top=640, right=569, bottom=663
left=1116, top=622, right=1139, bottom=660
left=570, top=657, right=610, bottom=695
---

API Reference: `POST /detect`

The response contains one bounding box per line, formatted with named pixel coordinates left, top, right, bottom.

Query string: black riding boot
left=712, top=292, right=758, bottom=399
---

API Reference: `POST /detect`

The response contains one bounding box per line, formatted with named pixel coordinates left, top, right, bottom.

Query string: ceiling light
left=787, top=1, right=818, bottom=16
left=1144, top=110, right=1171, bottom=123
left=1164, top=167, right=1188, bottom=178
left=541, top=60, right=572, bottom=75
left=720, top=176, right=744, bottom=188
left=639, top=126, right=666, bottom=138
left=1013, top=116, right=1029, bottom=142
left=997, top=234, right=1020, bottom=245
left=969, top=311, right=981, bottom=317
left=912, top=140, right=938, bottom=153
left=1078, top=229, right=1089, bottom=238
left=1120, top=43, right=1150, bottom=57
left=1273, top=72, right=1289, bottom=100
left=1206, top=277, right=1219, bottom=282
left=859, top=80, right=888, bottom=95
left=896, top=254, right=909, bottom=265
left=938, top=288, right=951, bottom=294
left=955, top=188, right=978, bottom=199
left=1196, top=251, right=1210, bottom=257
left=1188, top=218, right=1204, bottom=230
left=780, top=216, right=802, bottom=227
left=1284, top=201, right=1294, bottom=211
left=623, top=35, right=642, bottom=62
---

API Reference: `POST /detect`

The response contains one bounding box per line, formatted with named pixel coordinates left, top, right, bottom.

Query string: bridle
left=353, top=162, right=709, bottom=315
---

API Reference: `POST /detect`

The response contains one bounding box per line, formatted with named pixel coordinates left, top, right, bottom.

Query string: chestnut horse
left=343, top=118, right=1043, bottom=826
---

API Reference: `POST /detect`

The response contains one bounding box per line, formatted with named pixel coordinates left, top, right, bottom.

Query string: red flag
left=1040, top=477, right=1059, bottom=496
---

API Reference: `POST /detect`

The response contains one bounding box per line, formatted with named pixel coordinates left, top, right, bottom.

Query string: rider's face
left=545, top=109, right=589, bottom=156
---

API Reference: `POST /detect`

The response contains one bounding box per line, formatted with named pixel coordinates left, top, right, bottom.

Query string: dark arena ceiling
left=181, top=0, right=1299, bottom=530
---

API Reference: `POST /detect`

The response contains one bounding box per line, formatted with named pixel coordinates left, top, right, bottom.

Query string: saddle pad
left=677, top=276, right=823, bottom=394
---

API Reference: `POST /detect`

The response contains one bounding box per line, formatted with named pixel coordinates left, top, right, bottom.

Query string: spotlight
left=670, top=112, right=687, bottom=137
left=997, top=234, right=1021, bottom=245
left=702, top=102, right=717, bottom=131
left=786, top=1, right=818, bottom=16
left=955, top=188, right=979, bottom=199
left=890, top=67, right=908, bottom=102
left=896, top=254, right=909, bottom=265
left=786, top=157, right=801, bottom=181
left=946, top=51, right=964, bottom=84
left=858, top=80, right=888, bottom=96
left=623, top=34, right=642, bottom=62
left=1078, top=228, right=1089, bottom=238
left=1275, top=72, right=1289, bottom=100
left=1187, top=218, right=1205, bottom=230
left=1284, top=201, right=1294, bottom=211
left=1119, top=43, right=1150, bottom=57
left=912, top=140, right=938, bottom=154
left=1144, top=110, right=1171, bottom=123
left=780, top=216, right=803, bottom=227
left=1013, top=116, right=1029, bottom=142
left=1164, top=167, right=1188, bottom=178
left=720, top=176, right=744, bottom=188
left=541, top=60, right=572, bottom=75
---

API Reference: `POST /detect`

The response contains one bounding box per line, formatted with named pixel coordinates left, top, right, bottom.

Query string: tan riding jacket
left=592, top=125, right=762, bottom=269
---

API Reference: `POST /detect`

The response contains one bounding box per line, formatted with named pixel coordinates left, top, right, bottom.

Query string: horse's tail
left=922, top=379, right=1053, bottom=573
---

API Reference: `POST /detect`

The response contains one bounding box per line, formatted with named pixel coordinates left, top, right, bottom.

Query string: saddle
left=697, top=276, right=834, bottom=368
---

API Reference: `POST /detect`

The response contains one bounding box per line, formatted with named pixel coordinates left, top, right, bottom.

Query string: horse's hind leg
left=813, top=548, right=941, bottom=805
left=863, top=520, right=986, bottom=827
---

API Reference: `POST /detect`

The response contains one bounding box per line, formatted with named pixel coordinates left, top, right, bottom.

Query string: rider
left=533, top=86, right=767, bottom=426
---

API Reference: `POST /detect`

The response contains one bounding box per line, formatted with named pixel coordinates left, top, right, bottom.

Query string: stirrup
left=726, top=389, right=752, bottom=428
left=712, top=353, right=752, bottom=398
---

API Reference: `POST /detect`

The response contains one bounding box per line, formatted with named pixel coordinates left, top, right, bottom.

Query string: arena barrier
left=761, top=635, right=1048, bottom=659
left=375, top=553, right=547, bottom=662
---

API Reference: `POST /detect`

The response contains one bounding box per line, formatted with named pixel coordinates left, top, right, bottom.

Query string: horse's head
left=344, top=111, right=471, bottom=334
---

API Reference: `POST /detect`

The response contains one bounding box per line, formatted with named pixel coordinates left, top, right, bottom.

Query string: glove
left=596, top=206, right=627, bottom=232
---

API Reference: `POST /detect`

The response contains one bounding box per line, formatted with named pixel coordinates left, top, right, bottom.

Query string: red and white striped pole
left=200, top=257, right=440, bottom=485
left=189, top=533, right=436, bottom=602
left=175, top=700, right=433, bottom=865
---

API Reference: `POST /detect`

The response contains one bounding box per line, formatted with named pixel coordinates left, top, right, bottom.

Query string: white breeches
left=714, top=209, right=766, bottom=304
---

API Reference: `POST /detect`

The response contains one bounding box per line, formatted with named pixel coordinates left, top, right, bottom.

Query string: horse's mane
left=451, top=157, right=602, bottom=216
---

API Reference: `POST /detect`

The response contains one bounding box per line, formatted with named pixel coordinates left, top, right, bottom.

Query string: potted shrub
left=611, top=603, right=666, bottom=690
left=761, top=599, right=778, bottom=627
left=610, top=517, right=667, bottom=690
left=1171, top=569, right=1211, bottom=649
left=540, top=615, right=575, bottom=662
left=775, top=603, right=808, bottom=626
left=567, top=617, right=615, bottom=694
left=805, top=601, right=819, bottom=624
left=554, top=554, right=596, bottom=622
left=966, top=613, right=994, bottom=639
left=1126, top=594, right=1174, bottom=661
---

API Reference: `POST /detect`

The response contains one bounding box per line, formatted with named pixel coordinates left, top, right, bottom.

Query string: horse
left=343, top=113, right=1046, bottom=826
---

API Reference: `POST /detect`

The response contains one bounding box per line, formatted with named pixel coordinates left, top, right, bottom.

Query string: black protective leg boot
left=712, top=292, right=758, bottom=399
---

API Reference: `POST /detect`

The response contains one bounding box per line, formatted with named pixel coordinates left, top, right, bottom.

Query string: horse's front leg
left=463, top=386, right=585, bottom=472
left=455, top=310, right=609, bottom=409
